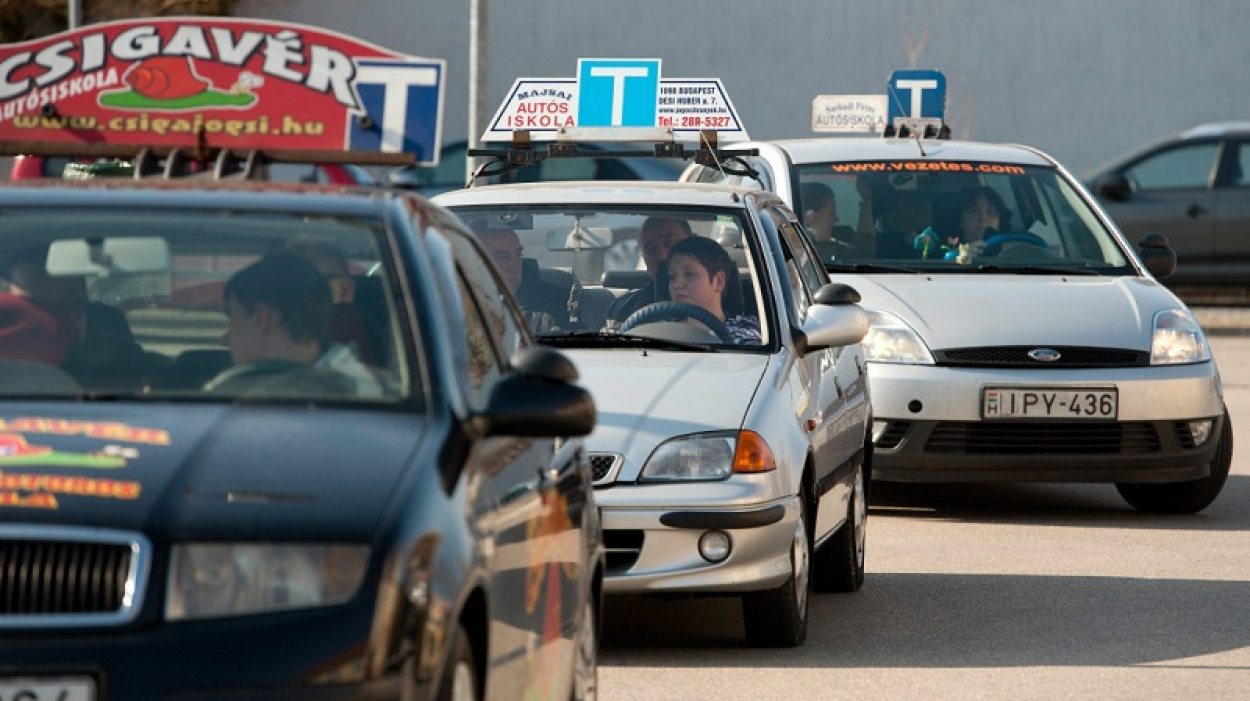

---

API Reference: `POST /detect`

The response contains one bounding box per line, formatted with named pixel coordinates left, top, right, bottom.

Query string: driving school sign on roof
left=482, top=58, right=748, bottom=142
left=0, top=17, right=446, bottom=164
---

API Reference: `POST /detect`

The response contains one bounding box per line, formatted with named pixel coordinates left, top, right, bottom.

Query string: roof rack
left=466, top=129, right=759, bottom=184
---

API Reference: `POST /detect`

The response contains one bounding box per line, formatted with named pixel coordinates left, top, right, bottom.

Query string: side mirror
left=477, top=346, right=596, bottom=437
left=1094, top=173, right=1133, bottom=202
left=794, top=302, right=868, bottom=355
left=1137, top=232, right=1177, bottom=279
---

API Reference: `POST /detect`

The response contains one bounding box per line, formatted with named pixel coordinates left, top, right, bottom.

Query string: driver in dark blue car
left=665, top=235, right=761, bottom=345
left=206, top=252, right=384, bottom=397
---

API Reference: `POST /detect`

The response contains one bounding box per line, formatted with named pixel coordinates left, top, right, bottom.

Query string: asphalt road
left=597, top=336, right=1250, bottom=701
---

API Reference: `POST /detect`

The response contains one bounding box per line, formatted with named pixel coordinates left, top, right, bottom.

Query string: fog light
left=1188, top=419, right=1214, bottom=447
left=698, top=531, right=731, bottom=563
left=872, top=420, right=889, bottom=442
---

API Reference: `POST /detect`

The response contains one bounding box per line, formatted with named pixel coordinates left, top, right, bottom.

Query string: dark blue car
left=0, top=180, right=603, bottom=701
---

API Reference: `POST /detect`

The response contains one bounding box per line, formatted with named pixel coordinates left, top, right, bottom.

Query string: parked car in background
left=388, top=138, right=688, bottom=197
left=10, top=154, right=382, bottom=185
left=684, top=131, right=1233, bottom=514
left=1084, top=122, right=1250, bottom=297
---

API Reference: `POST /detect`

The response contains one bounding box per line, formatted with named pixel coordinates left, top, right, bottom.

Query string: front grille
left=603, top=529, right=643, bottom=574
left=936, top=346, right=1149, bottom=368
left=926, top=422, right=1160, bottom=455
left=590, top=453, right=621, bottom=484
left=0, top=526, right=149, bottom=627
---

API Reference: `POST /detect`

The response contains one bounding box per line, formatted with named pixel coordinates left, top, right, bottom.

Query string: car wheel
left=571, top=597, right=599, bottom=701
left=436, top=622, right=477, bottom=701
left=813, top=461, right=866, bottom=593
left=1115, top=407, right=1234, bottom=514
left=741, top=487, right=810, bottom=647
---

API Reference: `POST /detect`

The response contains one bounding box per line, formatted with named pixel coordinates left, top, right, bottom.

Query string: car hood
left=565, top=351, right=769, bottom=480
left=843, top=274, right=1187, bottom=350
left=0, top=404, right=424, bottom=541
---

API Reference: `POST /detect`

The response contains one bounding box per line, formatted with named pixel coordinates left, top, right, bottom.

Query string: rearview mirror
left=1138, top=233, right=1176, bottom=278
left=46, top=237, right=170, bottom=276
left=1094, top=173, right=1132, bottom=202
left=546, top=225, right=612, bottom=251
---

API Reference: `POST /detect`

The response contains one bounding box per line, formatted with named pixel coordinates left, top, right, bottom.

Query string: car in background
left=0, top=176, right=603, bottom=701
left=684, top=133, right=1233, bottom=514
left=437, top=176, right=871, bottom=648
left=1084, top=122, right=1250, bottom=296
left=388, top=138, right=688, bottom=197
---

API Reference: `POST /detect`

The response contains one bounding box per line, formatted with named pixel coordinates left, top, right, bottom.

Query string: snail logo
left=0, top=433, right=128, bottom=469
left=98, top=56, right=260, bottom=110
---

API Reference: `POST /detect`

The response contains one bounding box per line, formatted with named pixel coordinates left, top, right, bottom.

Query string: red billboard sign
left=0, top=17, right=446, bottom=164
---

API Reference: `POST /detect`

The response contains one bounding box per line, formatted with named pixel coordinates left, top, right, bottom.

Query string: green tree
left=1, top=0, right=243, bottom=43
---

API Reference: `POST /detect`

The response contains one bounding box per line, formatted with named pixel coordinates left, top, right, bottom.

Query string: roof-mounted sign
left=886, top=69, right=946, bottom=134
left=481, top=58, right=748, bottom=143
left=0, top=17, right=446, bottom=165
left=812, top=95, right=888, bottom=133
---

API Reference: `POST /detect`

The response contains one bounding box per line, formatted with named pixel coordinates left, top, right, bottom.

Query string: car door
left=445, top=226, right=584, bottom=700
left=1214, top=138, right=1250, bottom=281
left=762, top=205, right=853, bottom=543
left=1101, top=140, right=1220, bottom=273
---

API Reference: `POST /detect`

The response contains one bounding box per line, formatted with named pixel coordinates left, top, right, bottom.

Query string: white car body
left=436, top=180, right=871, bottom=646
left=682, top=136, right=1232, bottom=514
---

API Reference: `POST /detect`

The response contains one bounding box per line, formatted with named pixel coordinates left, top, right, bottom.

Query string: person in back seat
left=471, top=222, right=582, bottom=333
left=606, top=216, right=692, bottom=325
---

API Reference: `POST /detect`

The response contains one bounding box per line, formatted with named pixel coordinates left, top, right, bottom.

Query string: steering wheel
left=617, top=301, right=736, bottom=344
left=983, top=232, right=1050, bottom=257
left=205, top=359, right=306, bottom=393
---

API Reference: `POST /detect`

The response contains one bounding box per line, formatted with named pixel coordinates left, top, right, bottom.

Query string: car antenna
left=885, top=83, right=927, bottom=157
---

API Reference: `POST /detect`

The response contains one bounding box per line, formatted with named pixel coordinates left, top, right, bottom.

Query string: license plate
left=982, top=387, right=1117, bottom=420
left=0, top=677, right=95, bottom=701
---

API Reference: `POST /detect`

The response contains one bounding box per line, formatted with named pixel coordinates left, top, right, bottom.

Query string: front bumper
left=599, top=495, right=801, bottom=595
left=868, top=360, right=1225, bottom=483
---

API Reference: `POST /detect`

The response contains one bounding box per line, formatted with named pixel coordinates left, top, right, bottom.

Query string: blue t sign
left=577, top=59, right=661, bottom=127
left=887, top=69, right=946, bottom=124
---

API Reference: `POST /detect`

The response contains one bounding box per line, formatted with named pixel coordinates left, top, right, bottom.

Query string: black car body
left=1085, top=122, right=1250, bottom=295
left=0, top=181, right=603, bottom=701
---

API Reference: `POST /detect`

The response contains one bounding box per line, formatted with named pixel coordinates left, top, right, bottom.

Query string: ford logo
left=1028, top=348, right=1062, bottom=362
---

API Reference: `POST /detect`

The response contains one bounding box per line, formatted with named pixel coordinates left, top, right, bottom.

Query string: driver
left=914, top=185, right=1012, bottom=260
left=606, top=216, right=692, bottom=324
left=664, top=236, right=761, bottom=345
left=205, top=252, right=383, bottom=397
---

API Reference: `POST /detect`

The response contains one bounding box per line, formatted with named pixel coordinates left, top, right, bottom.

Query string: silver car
left=684, top=136, right=1232, bottom=514
left=437, top=181, right=870, bottom=646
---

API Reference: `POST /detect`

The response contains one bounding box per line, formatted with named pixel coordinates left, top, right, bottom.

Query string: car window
left=451, top=205, right=770, bottom=348
left=446, top=227, right=530, bottom=367
left=1125, top=142, right=1220, bottom=191
left=0, top=207, right=410, bottom=402
left=791, top=161, right=1133, bottom=274
left=1232, top=141, right=1250, bottom=188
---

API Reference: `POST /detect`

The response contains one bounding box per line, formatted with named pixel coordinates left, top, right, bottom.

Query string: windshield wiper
left=975, top=264, right=1102, bottom=276
left=539, top=331, right=720, bottom=352
left=824, top=262, right=922, bottom=274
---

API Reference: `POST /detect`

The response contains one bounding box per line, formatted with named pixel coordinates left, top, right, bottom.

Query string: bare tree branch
left=1, top=0, right=246, bottom=43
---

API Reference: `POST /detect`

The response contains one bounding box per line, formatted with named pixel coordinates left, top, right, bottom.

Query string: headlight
left=166, top=544, right=369, bottom=620
left=640, top=431, right=776, bottom=481
left=861, top=310, right=934, bottom=364
left=1151, top=309, right=1210, bottom=365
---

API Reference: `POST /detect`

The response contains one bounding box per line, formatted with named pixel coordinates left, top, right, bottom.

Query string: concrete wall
left=238, top=0, right=1250, bottom=176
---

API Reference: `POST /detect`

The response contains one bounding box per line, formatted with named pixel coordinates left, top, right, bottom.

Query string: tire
left=570, top=597, right=599, bottom=701
left=741, top=488, right=810, bottom=647
left=436, top=622, right=477, bottom=701
left=813, top=461, right=866, bottom=593
left=1116, top=408, right=1234, bottom=514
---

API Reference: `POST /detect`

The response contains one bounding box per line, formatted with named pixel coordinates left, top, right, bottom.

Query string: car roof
left=735, top=137, right=1059, bottom=167
left=1179, top=122, right=1250, bottom=139
left=434, top=179, right=762, bottom=208
left=0, top=178, right=413, bottom=217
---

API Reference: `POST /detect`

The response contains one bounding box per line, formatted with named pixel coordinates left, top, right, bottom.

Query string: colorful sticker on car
left=0, top=17, right=447, bottom=164
left=0, top=469, right=142, bottom=508
left=0, top=417, right=169, bottom=444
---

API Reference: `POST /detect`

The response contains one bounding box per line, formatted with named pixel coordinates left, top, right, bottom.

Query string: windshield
left=0, top=208, right=409, bottom=402
left=450, top=205, right=771, bottom=349
left=794, top=161, right=1133, bottom=274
